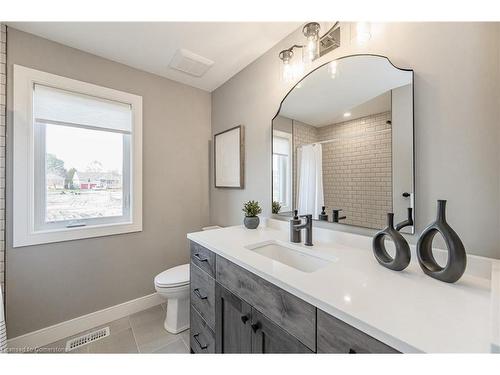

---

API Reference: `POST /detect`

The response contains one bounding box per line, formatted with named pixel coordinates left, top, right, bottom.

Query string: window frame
left=13, top=65, right=143, bottom=247
left=272, top=130, right=293, bottom=213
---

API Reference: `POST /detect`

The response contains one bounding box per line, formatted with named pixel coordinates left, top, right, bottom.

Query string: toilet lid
left=155, top=264, right=190, bottom=288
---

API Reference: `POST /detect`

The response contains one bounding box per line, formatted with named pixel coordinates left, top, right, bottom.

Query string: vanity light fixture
left=279, top=22, right=341, bottom=83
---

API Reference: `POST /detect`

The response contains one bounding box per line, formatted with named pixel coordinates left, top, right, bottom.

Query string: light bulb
left=280, top=58, right=304, bottom=84
left=304, top=37, right=318, bottom=63
left=354, top=22, right=371, bottom=44
left=329, top=61, right=338, bottom=79
left=302, top=22, right=320, bottom=64
left=282, top=61, right=293, bottom=83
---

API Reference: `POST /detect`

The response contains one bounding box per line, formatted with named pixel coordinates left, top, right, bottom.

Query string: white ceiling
left=329, top=91, right=391, bottom=124
left=7, top=22, right=301, bottom=92
left=279, top=55, right=412, bottom=127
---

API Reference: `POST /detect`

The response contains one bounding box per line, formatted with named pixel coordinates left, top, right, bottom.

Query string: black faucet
left=395, top=207, right=414, bottom=231
left=332, top=209, right=346, bottom=223
left=290, top=214, right=313, bottom=246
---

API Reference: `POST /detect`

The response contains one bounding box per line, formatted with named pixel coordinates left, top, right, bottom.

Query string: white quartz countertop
left=187, top=219, right=499, bottom=353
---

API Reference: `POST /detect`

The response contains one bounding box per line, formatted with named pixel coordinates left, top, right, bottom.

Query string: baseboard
left=7, top=292, right=163, bottom=350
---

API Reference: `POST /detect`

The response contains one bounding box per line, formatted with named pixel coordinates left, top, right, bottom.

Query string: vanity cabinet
left=189, top=241, right=399, bottom=354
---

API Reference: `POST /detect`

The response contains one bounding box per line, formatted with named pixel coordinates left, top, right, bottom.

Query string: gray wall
left=6, top=28, right=211, bottom=337
left=211, top=22, right=500, bottom=259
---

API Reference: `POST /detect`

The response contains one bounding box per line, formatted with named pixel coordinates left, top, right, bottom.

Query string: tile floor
left=41, top=304, right=190, bottom=354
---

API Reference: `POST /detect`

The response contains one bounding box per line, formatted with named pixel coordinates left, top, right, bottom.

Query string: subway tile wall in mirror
left=272, top=55, right=414, bottom=233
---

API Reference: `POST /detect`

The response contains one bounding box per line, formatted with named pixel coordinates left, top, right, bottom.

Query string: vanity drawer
left=317, top=310, right=399, bottom=353
left=190, top=307, right=215, bottom=354
left=216, top=255, right=316, bottom=351
left=190, top=241, right=216, bottom=278
left=190, top=263, right=215, bottom=329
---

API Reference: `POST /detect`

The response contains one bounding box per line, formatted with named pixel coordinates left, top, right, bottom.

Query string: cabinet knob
left=193, top=288, right=208, bottom=300
left=193, top=253, right=208, bottom=262
left=240, top=315, right=249, bottom=324
left=193, top=333, right=208, bottom=350
left=251, top=323, right=260, bottom=333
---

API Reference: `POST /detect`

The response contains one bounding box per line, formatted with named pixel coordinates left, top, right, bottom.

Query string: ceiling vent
left=169, top=49, right=214, bottom=77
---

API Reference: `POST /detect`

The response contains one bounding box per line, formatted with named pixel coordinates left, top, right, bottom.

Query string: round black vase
left=416, top=200, right=466, bottom=283
left=244, top=216, right=260, bottom=229
left=372, top=213, right=411, bottom=271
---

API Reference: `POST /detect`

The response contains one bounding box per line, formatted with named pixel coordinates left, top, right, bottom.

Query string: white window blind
left=33, top=84, right=132, bottom=133
left=273, top=136, right=290, bottom=155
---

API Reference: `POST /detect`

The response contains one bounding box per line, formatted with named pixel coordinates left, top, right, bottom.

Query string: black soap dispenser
left=290, top=210, right=302, bottom=243
left=318, top=206, right=328, bottom=221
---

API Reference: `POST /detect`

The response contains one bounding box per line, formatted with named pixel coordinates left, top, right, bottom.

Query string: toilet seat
left=154, top=264, right=189, bottom=288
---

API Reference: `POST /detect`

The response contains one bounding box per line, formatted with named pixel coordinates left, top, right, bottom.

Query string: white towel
left=0, top=285, right=6, bottom=353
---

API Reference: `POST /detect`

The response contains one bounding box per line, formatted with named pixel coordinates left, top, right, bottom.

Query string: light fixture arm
left=278, top=44, right=304, bottom=62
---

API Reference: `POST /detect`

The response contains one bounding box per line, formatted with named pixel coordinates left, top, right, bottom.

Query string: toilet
left=154, top=263, right=190, bottom=334
left=154, top=226, right=221, bottom=334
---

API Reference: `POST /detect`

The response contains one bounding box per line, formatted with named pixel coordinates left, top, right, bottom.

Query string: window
left=272, top=130, right=292, bottom=212
left=13, top=66, right=142, bottom=247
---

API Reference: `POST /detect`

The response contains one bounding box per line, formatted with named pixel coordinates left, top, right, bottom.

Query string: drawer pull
left=193, top=288, right=208, bottom=300
left=241, top=315, right=249, bottom=324
left=193, top=333, right=208, bottom=350
left=251, top=322, right=261, bottom=333
left=193, top=253, right=208, bottom=262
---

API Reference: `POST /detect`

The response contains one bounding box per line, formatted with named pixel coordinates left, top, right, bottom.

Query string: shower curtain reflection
left=297, top=144, right=324, bottom=218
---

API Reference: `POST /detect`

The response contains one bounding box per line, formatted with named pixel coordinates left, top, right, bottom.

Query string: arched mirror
left=272, top=55, right=414, bottom=233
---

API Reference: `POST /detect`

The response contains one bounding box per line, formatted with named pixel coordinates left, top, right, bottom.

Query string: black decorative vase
left=416, top=200, right=466, bottom=283
left=244, top=216, right=260, bottom=229
left=372, top=213, right=411, bottom=271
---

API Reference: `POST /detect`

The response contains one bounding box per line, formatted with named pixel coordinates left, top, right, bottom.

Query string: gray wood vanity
left=189, top=240, right=399, bottom=354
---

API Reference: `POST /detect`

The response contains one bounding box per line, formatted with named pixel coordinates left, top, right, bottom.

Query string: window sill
left=13, top=221, right=142, bottom=248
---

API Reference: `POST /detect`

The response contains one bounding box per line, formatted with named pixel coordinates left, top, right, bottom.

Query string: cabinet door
left=250, top=309, right=313, bottom=353
left=317, top=310, right=399, bottom=353
left=215, top=283, right=252, bottom=353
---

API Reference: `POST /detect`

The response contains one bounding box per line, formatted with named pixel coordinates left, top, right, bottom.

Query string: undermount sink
left=245, top=240, right=334, bottom=273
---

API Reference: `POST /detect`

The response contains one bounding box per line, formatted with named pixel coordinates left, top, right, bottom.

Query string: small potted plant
left=242, top=200, right=262, bottom=229
left=272, top=201, right=282, bottom=214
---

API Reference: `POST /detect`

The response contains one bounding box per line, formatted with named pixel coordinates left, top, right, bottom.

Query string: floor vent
left=65, top=327, right=110, bottom=352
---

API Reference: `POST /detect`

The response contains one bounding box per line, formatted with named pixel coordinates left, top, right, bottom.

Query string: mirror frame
left=271, top=54, right=415, bottom=233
